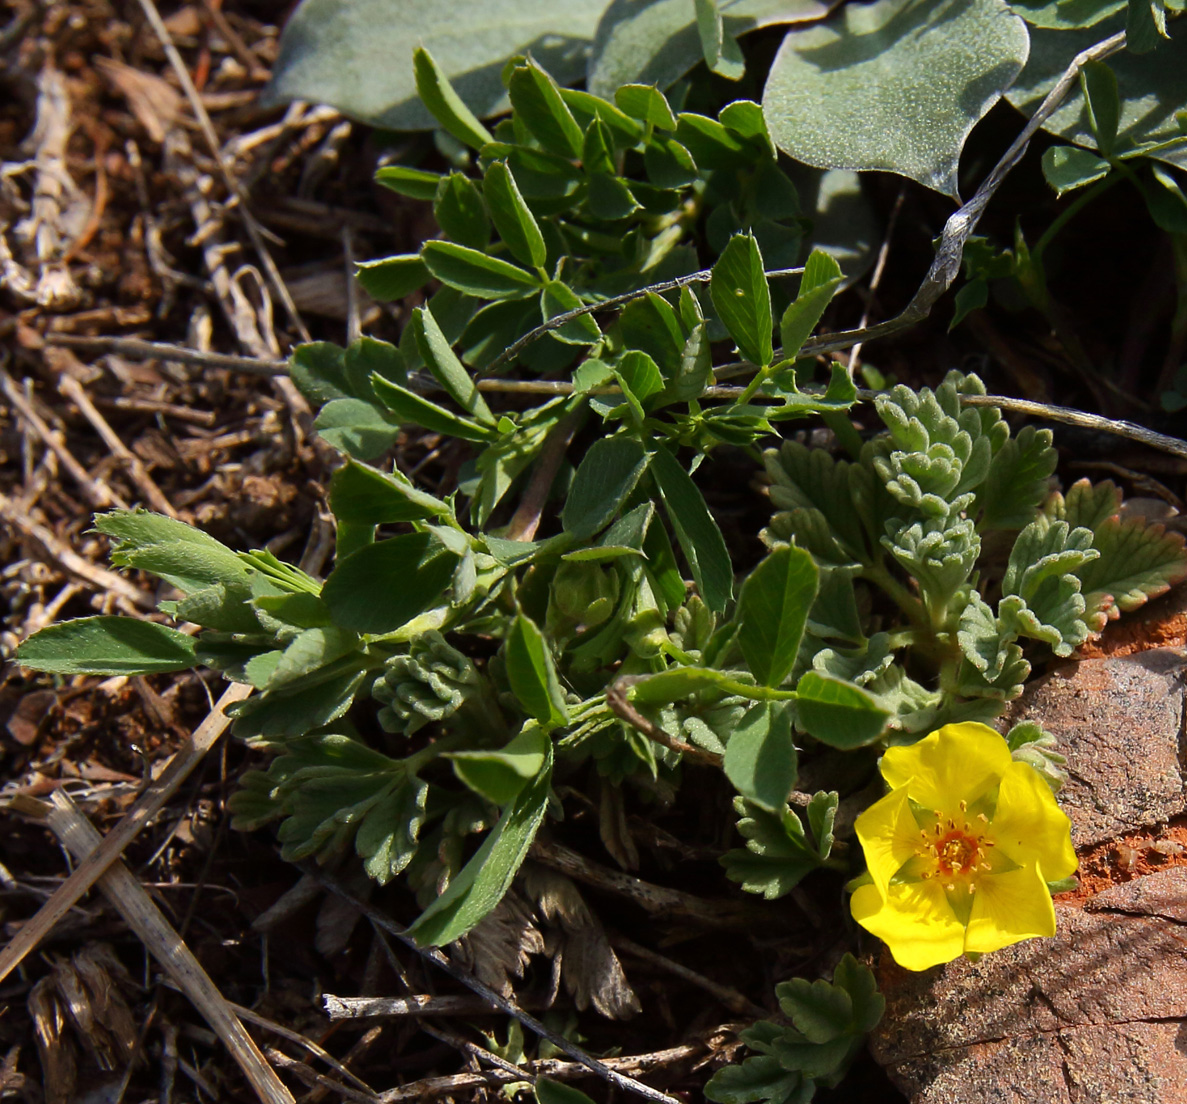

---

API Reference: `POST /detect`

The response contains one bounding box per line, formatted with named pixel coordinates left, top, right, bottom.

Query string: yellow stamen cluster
left=918, top=800, right=996, bottom=890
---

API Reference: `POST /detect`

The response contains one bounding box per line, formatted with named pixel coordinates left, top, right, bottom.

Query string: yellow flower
left=850, top=721, right=1077, bottom=972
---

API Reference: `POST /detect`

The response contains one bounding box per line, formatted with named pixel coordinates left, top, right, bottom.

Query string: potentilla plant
left=15, top=52, right=1187, bottom=1104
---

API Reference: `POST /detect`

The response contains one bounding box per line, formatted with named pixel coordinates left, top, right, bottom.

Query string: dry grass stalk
left=0, top=681, right=253, bottom=985
left=31, top=788, right=296, bottom=1104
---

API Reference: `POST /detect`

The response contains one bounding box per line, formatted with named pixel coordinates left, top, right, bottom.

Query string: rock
left=871, top=867, right=1187, bottom=1103
left=999, top=650, right=1187, bottom=847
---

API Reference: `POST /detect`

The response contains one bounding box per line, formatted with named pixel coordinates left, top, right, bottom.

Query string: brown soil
left=1055, top=817, right=1187, bottom=907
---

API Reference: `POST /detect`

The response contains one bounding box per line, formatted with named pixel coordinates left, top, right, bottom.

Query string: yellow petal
left=964, top=860, right=1056, bottom=954
left=880, top=723, right=1012, bottom=813
left=851, top=880, right=966, bottom=972
left=853, top=787, right=925, bottom=894
left=989, top=762, right=1078, bottom=881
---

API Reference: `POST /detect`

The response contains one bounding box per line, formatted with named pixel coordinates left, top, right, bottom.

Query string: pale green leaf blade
left=421, top=241, right=542, bottom=299
left=589, top=0, right=832, bottom=98
left=448, top=725, right=550, bottom=805
left=763, top=0, right=1031, bottom=197
left=355, top=254, right=431, bottom=301
left=779, top=249, right=842, bottom=359
left=413, top=306, right=495, bottom=425
left=321, top=532, right=459, bottom=633
left=1005, top=15, right=1187, bottom=171
left=17, top=617, right=198, bottom=676
left=266, top=2, right=608, bottom=131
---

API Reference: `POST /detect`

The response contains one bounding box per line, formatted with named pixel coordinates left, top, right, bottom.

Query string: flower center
left=935, top=829, right=980, bottom=875
left=914, top=802, right=996, bottom=888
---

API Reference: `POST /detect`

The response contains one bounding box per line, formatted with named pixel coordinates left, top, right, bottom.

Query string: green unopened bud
left=548, top=560, right=621, bottom=631
left=374, top=631, right=479, bottom=734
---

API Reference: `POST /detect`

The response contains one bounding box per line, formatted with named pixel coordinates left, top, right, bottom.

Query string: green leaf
left=483, top=160, right=547, bottom=270
left=832, top=953, right=885, bottom=1033
left=1146, top=164, right=1187, bottom=234
left=95, top=510, right=247, bottom=595
left=589, top=0, right=831, bottom=99
left=563, top=436, right=651, bottom=540
left=1127, top=0, right=1169, bottom=54
left=695, top=0, right=746, bottom=80
left=721, top=796, right=829, bottom=899
left=448, top=724, right=550, bottom=805
left=433, top=172, right=490, bottom=249
left=723, top=703, right=798, bottom=812
left=421, top=241, right=541, bottom=299
left=406, top=741, right=552, bottom=946
left=777, top=977, right=853, bottom=1044
left=1080, top=59, right=1120, bottom=153
left=289, top=341, right=349, bottom=403
left=230, top=734, right=426, bottom=884
left=650, top=446, right=735, bottom=613
left=704, top=1056, right=810, bottom=1104
left=737, top=546, right=819, bottom=687
left=369, top=376, right=498, bottom=443
left=763, top=0, right=1031, bottom=197
left=267, top=2, right=611, bottom=131
left=507, top=60, right=584, bottom=158
left=535, top=1080, right=597, bottom=1104
left=1074, top=510, right=1187, bottom=631
left=1006, top=15, right=1187, bottom=173
left=794, top=672, right=889, bottom=748
left=950, top=277, right=988, bottom=329
left=977, top=425, right=1057, bottom=530
left=779, top=249, right=842, bottom=360
left=17, top=617, right=198, bottom=676
left=1008, top=0, right=1124, bottom=28
left=542, top=281, right=601, bottom=345
left=711, top=233, right=773, bottom=368
left=616, top=350, right=665, bottom=406
left=313, top=398, right=403, bottom=460
left=330, top=459, right=453, bottom=525
left=505, top=613, right=569, bottom=729
left=228, top=659, right=369, bottom=743
left=1041, top=145, right=1111, bottom=197
left=614, top=83, right=678, bottom=129
left=412, top=306, right=495, bottom=425
left=375, top=164, right=441, bottom=200
left=355, top=254, right=431, bottom=301
left=412, top=45, right=494, bottom=146
left=321, top=532, right=459, bottom=633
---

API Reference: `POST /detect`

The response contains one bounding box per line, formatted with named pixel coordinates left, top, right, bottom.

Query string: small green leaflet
left=16, top=617, right=198, bottom=676
left=650, top=445, right=735, bottom=613
left=505, top=613, right=569, bottom=729
left=736, top=545, right=819, bottom=687
left=710, top=232, right=773, bottom=368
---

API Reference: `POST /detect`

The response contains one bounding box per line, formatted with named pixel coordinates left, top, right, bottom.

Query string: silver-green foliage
left=765, top=370, right=1187, bottom=737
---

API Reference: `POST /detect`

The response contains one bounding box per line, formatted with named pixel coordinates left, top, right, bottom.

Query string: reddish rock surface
left=998, top=650, right=1187, bottom=847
